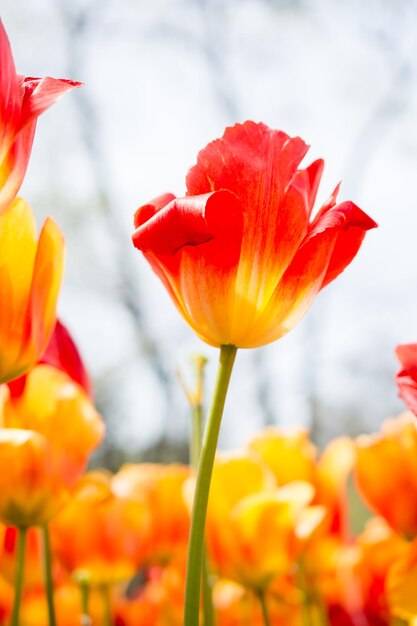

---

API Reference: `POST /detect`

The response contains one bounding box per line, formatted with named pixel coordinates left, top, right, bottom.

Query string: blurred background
left=3, top=0, right=417, bottom=466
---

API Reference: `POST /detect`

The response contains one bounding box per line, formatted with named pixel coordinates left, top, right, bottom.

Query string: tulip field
left=1, top=15, right=417, bottom=626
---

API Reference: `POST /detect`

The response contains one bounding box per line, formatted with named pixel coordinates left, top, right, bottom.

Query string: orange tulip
left=0, top=365, right=104, bottom=527
left=388, top=535, right=417, bottom=621
left=51, top=471, right=150, bottom=586
left=206, top=452, right=322, bottom=591
left=0, top=198, right=65, bottom=385
left=132, top=121, right=376, bottom=348
left=248, top=427, right=318, bottom=486
left=114, top=559, right=186, bottom=626
left=247, top=428, right=355, bottom=538
left=214, top=579, right=301, bottom=626
left=0, top=20, right=81, bottom=215
left=355, top=413, right=417, bottom=538
left=113, top=463, right=191, bottom=565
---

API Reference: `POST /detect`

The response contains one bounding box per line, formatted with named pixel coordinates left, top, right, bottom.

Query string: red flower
left=0, top=20, right=81, bottom=214
left=133, top=121, right=377, bottom=348
left=396, top=343, right=417, bottom=416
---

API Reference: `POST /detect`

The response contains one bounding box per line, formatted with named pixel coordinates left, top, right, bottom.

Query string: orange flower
left=247, top=428, right=355, bottom=538
left=113, top=463, right=191, bottom=565
left=51, top=471, right=150, bottom=586
left=0, top=365, right=104, bottom=526
left=132, top=121, right=376, bottom=348
left=214, top=579, right=301, bottom=626
left=206, top=453, right=323, bottom=590
left=388, top=534, right=417, bottom=621
left=355, top=413, right=417, bottom=538
left=0, top=20, right=81, bottom=215
left=0, top=198, right=65, bottom=384
left=114, top=558, right=186, bottom=626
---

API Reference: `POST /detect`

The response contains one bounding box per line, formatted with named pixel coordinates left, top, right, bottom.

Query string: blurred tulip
left=133, top=121, right=376, bottom=348
left=214, top=579, right=302, bottom=626
left=0, top=20, right=81, bottom=215
left=388, top=534, right=417, bottom=622
left=248, top=427, right=318, bottom=486
left=0, top=365, right=104, bottom=527
left=396, top=343, right=417, bottom=416
left=206, top=451, right=320, bottom=591
left=0, top=198, right=65, bottom=385
left=51, top=471, right=150, bottom=587
left=114, top=558, right=186, bottom=626
left=355, top=413, right=417, bottom=538
left=113, top=463, right=191, bottom=566
left=248, top=428, right=355, bottom=538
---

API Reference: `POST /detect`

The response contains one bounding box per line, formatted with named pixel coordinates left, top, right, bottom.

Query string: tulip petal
left=134, top=190, right=244, bottom=346
left=240, top=199, right=377, bottom=347
left=25, top=217, right=65, bottom=361
left=0, top=20, right=19, bottom=156
left=19, top=76, right=82, bottom=128
left=0, top=198, right=38, bottom=381
left=40, top=320, right=92, bottom=397
left=395, top=344, right=417, bottom=416
left=187, top=122, right=311, bottom=318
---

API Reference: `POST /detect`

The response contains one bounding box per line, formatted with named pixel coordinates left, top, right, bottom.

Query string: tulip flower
left=133, top=121, right=377, bottom=349
left=51, top=470, right=150, bottom=588
left=0, top=198, right=65, bottom=385
left=133, top=121, right=376, bottom=625
left=355, top=413, right=417, bottom=539
left=396, top=343, right=417, bottom=416
left=387, top=535, right=417, bottom=621
left=0, top=365, right=104, bottom=527
left=0, top=20, right=81, bottom=215
left=113, top=463, right=191, bottom=565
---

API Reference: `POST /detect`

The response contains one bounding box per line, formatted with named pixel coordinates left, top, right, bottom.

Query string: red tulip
left=396, top=343, right=417, bottom=416
left=0, top=20, right=81, bottom=215
left=132, top=121, right=377, bottom=348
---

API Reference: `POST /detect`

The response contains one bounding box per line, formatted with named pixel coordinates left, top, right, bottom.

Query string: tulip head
left=0, top=20, right=81, bottom=215
left=0, top=365, right=104, bottom=527
left=0, top=198, right=65, bottom=384
left=133, top=121, right=377, bottom=348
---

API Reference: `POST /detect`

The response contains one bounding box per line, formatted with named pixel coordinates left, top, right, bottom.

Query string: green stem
left=79, top=581, right=91, bottom=626
left=184, top=344, right=237, bottom=626
left=100, top=584, right=113, bottom=626
left=257, top=590, right=272, bottom=626
left=191, top=403, right=203, bottom=470
left=190, top=404, right=215, bottom=626
left=42, top=525, right=57, bottom=626
left=10, top=526, right=27, bottom=626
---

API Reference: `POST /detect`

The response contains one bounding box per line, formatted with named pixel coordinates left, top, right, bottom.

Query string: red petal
left=396, top=343, right=417, bottom=415
left=133, top=190, right=242, bottom=258
left=313, top=201, right=378, bottom=289
left=40, top=320, right=92, bottom=397
left=0, top=20, right=19, bottom=150
left=133, top=190, right=244, bottom=346
left=290, top=158, right=324, bottom=218
left=396, top=344, right=417, bottom=380
left=19, top=76, right=82, bottom=128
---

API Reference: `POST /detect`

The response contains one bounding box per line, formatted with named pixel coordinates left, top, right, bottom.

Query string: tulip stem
left=11, top=526, right=27, bottom=626
left=41, top=525, right=57, bottom=626
left=79, top=581, right=92, bottom=626
left=100, top=584, right=113, bottom=626
left=184, top=344, right=237, bottom=626
left=192, top=408, right=215, bottom=626
left=257, top=590, right=272, bottom=626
